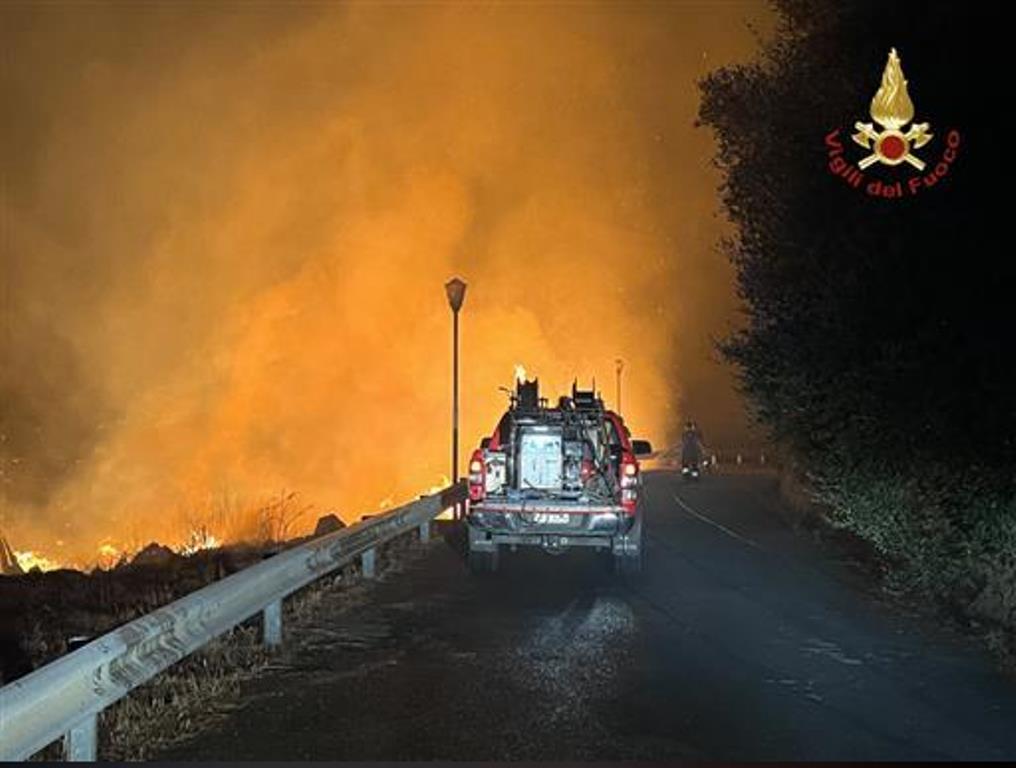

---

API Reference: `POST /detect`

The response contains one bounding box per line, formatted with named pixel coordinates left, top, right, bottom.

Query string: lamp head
left=445, top=277, right=467, bottom=312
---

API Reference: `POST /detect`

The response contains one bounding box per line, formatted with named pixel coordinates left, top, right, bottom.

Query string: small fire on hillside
left=13, top=550, right=62, bottom=573
left=5, top=529, right=219, bottom=575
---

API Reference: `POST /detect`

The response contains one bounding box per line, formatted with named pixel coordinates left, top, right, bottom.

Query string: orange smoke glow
left=1, top=3, right=772, bottom=561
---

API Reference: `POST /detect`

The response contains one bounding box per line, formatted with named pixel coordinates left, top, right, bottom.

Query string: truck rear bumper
left=467, top=503, right=633, bottom=552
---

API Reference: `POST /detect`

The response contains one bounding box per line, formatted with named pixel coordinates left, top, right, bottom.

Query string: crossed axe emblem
left=852, top=121, right=933, bottom=170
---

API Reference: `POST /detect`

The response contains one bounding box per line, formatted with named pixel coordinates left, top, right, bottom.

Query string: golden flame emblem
left=852, top=48, right=932, bottom=170
left=870, top=48, right=914, bottom=130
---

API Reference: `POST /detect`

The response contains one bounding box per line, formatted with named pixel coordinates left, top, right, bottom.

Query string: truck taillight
left=620, top=457, right=638, bottom=514
left=621, top=459, right=638, bottom=487
left=469, top=449, right=486, bottom=502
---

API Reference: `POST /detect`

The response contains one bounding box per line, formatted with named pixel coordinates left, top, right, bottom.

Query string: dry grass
left=100, top=625, right=271, bottom=760
left=179, top=490, right=314, bottom=549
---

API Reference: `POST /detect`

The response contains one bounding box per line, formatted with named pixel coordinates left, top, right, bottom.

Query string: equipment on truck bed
left=466, top=377, right=652, bottom=575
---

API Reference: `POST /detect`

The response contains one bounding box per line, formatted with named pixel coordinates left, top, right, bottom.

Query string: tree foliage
left=699, top=2, right=1016, bottom=629
left=700, top=0, right=1013, bottom=480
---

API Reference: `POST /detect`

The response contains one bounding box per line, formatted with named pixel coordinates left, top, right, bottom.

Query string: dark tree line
left=700, top=0, right=1012, bottom=480
left=699, top=1, right=1015, bottom=607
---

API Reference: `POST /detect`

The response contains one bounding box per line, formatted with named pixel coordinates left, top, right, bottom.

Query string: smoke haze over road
left=1, top=2, right=771, bottom=561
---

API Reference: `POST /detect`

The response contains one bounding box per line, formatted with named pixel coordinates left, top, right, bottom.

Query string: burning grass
left=2, top=490, right=315, bottom=576
left=4, top=467, right=459, bottom=579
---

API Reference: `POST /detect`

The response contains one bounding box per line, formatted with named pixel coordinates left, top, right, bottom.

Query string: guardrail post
left=419, top=520, right=430, bottom=542
left=361, top=547, right=376, bottom=579
left=63, top=713, right=97, bottom=761
left=263, top=599, right=282, bottom=647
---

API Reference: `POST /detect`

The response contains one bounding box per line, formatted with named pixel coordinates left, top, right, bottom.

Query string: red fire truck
left=465, top=379, right=652, bottom=574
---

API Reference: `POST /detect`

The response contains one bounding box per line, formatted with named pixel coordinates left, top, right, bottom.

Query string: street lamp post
left=615, top=358, right=624, bottom=414
left=445, top=277, right=467, bottom=520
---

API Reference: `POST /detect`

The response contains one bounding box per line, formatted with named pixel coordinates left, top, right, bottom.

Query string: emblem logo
left=824, top=47, right=960, bottom=199
left=851, top=48, right=932, bottom=170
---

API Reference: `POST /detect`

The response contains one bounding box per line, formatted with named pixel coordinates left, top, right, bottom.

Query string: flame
left=14, top=550, right=62, bottom=573
left=870, top=48, right=915, bottom=130
left=514, top=364, right=528, bottom=383
left=4, top=474, right=451, bottom=573
left=95, top=543, right=122, bottom=570
left=178, top=529, right=220, bottom=555
left=9, top=542, right=142, bottom=574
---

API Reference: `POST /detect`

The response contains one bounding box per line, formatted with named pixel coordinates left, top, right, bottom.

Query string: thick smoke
left=1, top=2, right=770, bottom=561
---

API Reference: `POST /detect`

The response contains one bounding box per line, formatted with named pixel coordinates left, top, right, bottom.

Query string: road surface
left=158, top=471, right=1016, bottom=761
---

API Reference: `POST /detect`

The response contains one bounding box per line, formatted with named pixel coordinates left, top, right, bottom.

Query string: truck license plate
left=533, top=513, right=570, bottom=525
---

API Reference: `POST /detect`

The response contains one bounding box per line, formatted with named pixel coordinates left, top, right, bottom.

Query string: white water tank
left=517, top=428, right=563, bottom=490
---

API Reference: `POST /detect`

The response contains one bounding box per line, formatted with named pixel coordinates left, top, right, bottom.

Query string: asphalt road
left=158, top=471, right=1016, bottom=761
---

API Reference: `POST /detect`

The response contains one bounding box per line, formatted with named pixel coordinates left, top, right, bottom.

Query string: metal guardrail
left=0, top=482, right=466, bottom=762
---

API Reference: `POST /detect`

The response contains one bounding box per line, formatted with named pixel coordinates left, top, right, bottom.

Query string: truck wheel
left=613, top=514, right=644, bottom=576
left=468, top=546, right=499, bottom=575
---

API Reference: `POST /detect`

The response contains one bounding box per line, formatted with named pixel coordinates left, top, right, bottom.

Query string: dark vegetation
left=699, top=1, right=1015, bottom=643
left=0, top=544, right=272, bottom=684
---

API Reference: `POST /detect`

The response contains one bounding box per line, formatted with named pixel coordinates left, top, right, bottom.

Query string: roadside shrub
left=812, top=452, right=1016, bottom=634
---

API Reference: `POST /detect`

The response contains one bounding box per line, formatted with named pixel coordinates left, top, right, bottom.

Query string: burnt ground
left=153, top=471, right=1016, bottom=761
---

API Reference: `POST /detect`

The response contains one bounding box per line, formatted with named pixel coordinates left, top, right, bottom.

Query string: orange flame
left=13, top=550, right=62, bottom=573
left=178, top=530, right=221, bottom=555
left=96, top=543, right=122, bottom=570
